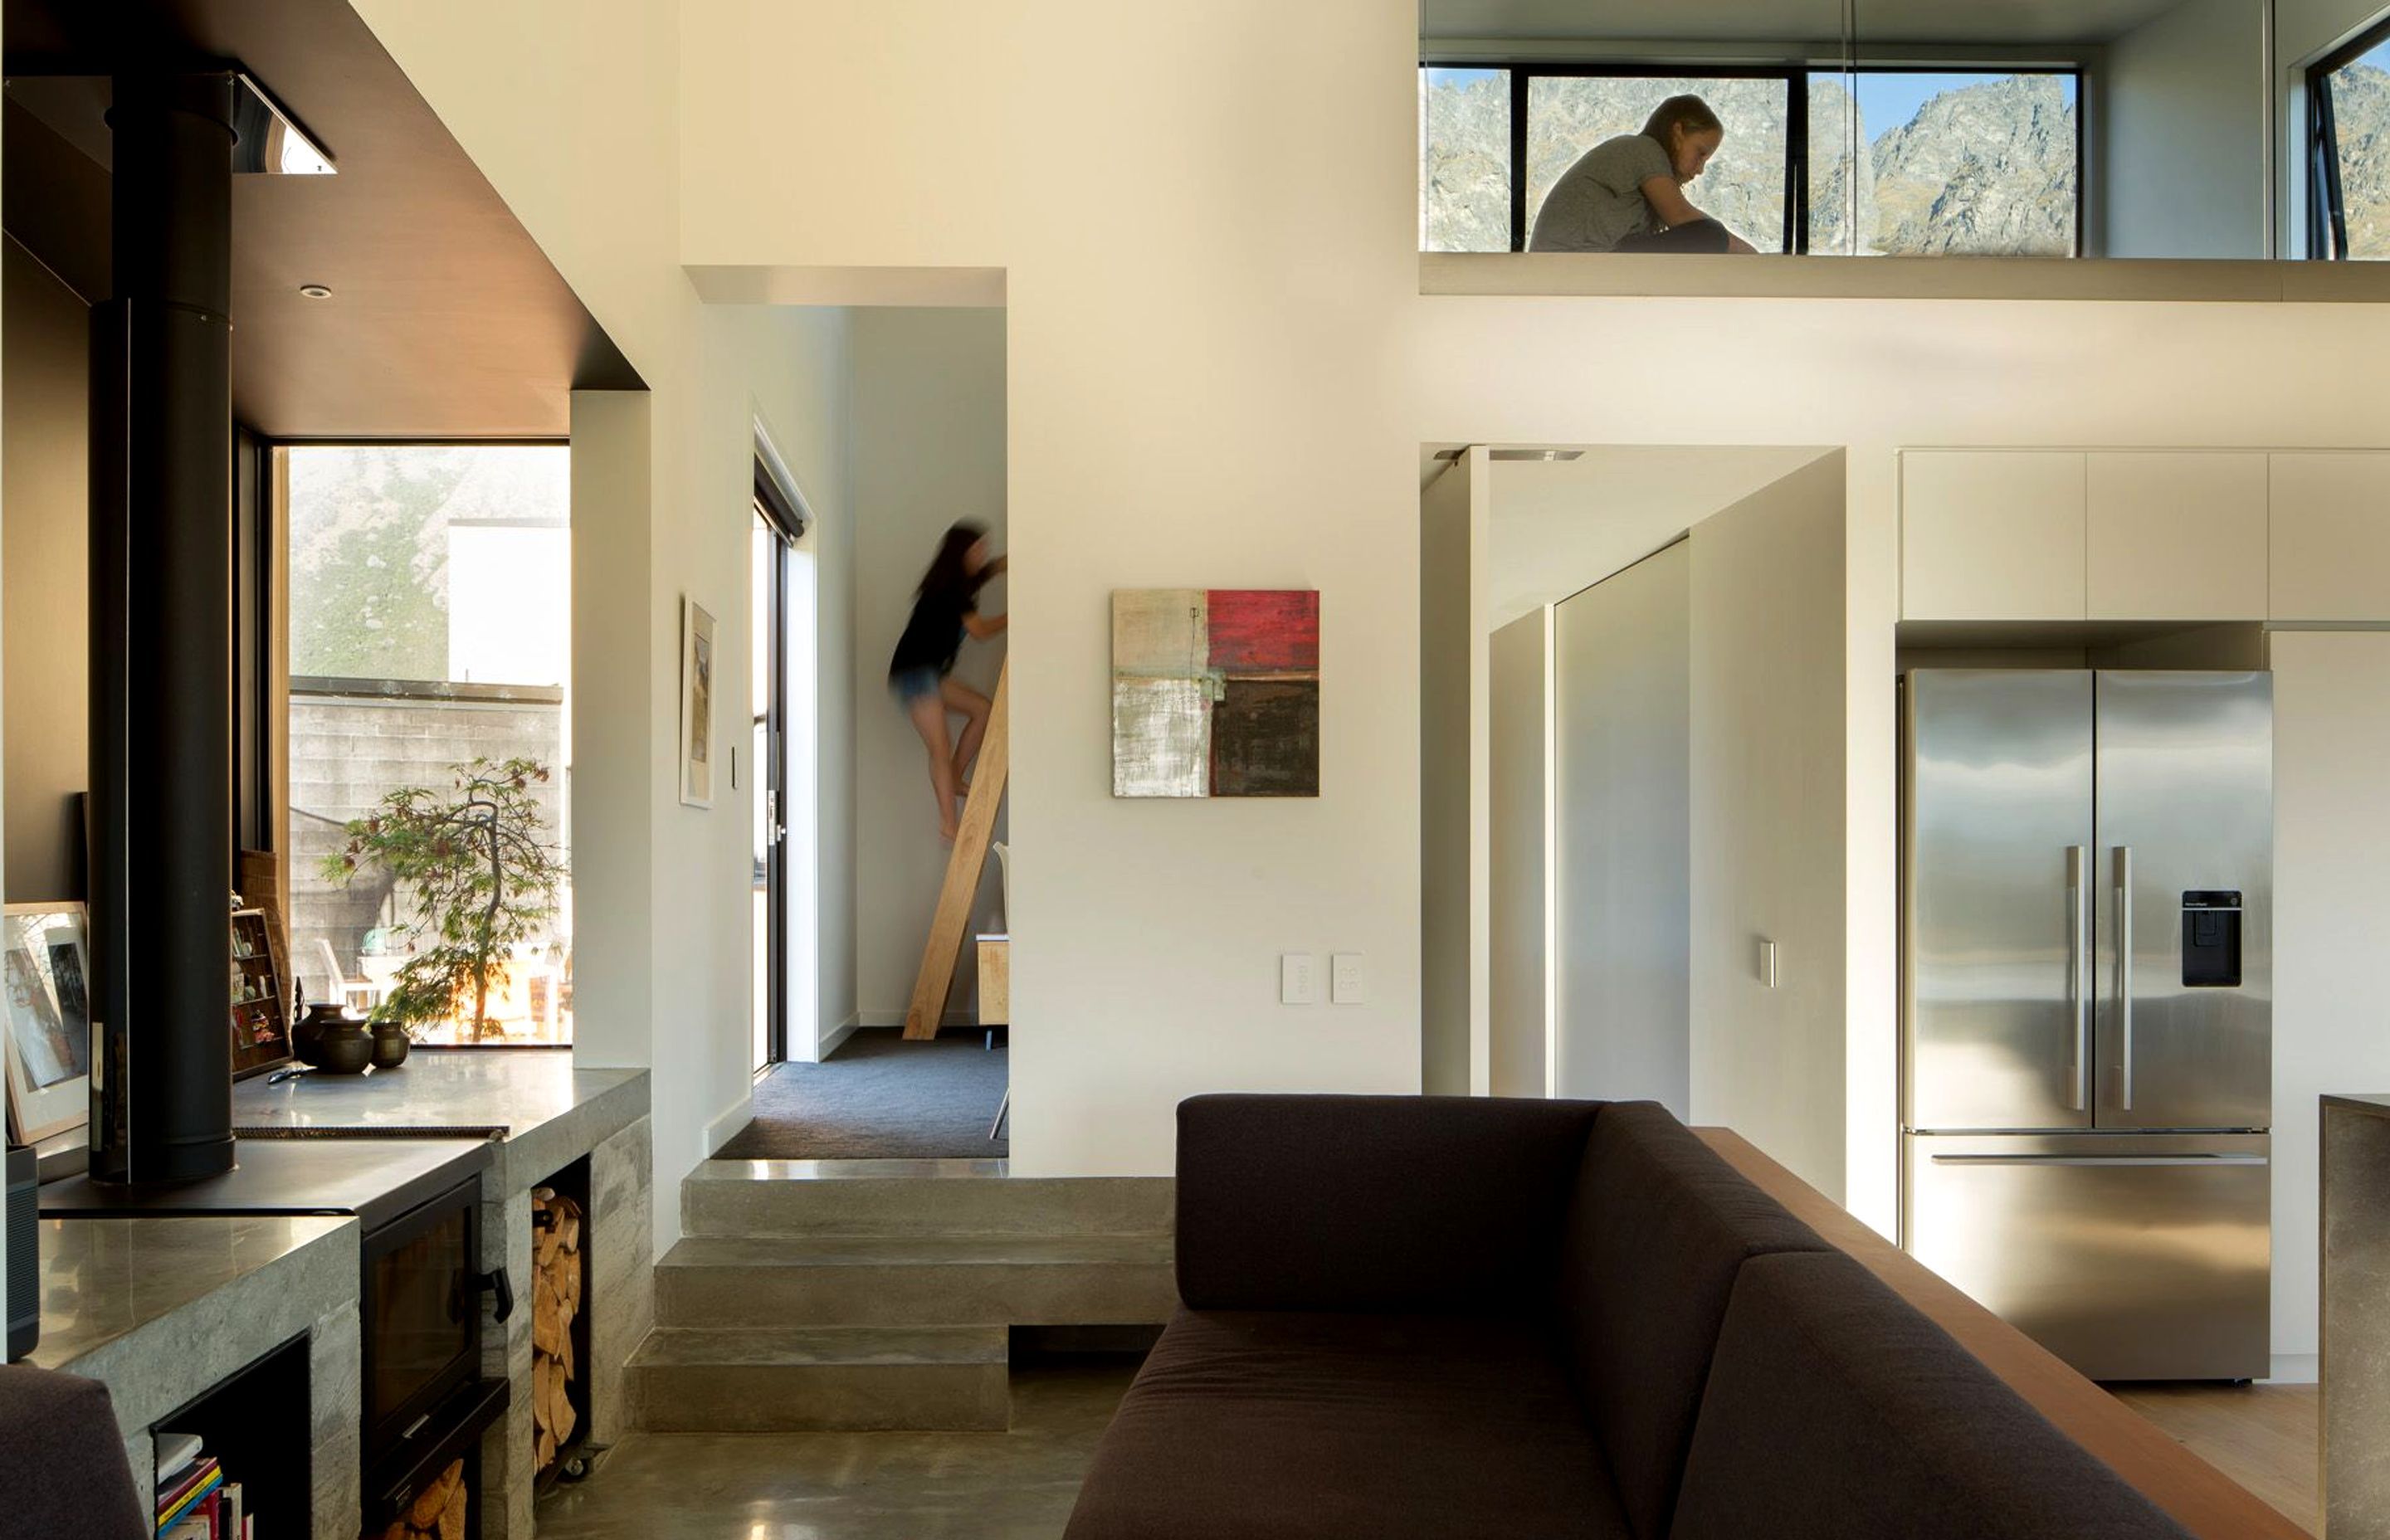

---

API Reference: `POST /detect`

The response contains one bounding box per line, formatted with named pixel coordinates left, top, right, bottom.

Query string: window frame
left=1419, top=57, right=2087, bottom=259
left=263, top=436, right=575, bottom=1047
left=2305, top=18, right=2390, bottom=260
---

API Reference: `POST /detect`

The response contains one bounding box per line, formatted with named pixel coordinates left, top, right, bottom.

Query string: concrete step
left=655, top=1232, right=1179, bottom=1328
left=683, top=1157, right=1176, bottom=1238
left=630, top=1324, right=1010, bottom=1431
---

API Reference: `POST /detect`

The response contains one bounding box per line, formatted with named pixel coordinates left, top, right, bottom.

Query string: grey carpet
left=715, top=1027, right=1008, bottom=1160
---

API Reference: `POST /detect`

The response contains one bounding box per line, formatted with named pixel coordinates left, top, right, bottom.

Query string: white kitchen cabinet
left=1901, top=451, right=2086, bottom=621
left=2085, top=452, right=2268, bottom=621
left=2270, top=453, right=2390, bottom=622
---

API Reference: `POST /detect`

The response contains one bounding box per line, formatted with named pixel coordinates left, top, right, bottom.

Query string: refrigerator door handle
left=2066, top=846, right=2090, bottom=1113
left=2114, top=845, right=2134, bottom=1111
left=1926, top=1153, right=2267, bottom=1167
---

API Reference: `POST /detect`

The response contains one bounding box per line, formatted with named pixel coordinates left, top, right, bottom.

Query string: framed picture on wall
left=680, top=596, right=718, bottom=808
left=2, top=902, right=91, bottom=1143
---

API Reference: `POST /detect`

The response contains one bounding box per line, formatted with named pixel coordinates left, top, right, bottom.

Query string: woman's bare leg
left=908, top=694, right=961, bottom=841
left=944, top=679, right=993, bottom=794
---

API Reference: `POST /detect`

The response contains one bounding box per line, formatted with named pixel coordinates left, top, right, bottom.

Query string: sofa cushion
left=1063, top=1308, right=1628, bottom=1540
left=1560, top=1102, right=1830, bottom=1540
left=0, top=1364, right=147, bottom=1540
left=1176, top=1094, right=1603, bottom=1313
left=1671, top=1251, right=2195, bottom=1540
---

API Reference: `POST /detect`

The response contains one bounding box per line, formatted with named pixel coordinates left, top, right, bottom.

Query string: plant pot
left=368, top=1021, right=411, bottom=1070
left=294, top=1004, right=373, bottom=1075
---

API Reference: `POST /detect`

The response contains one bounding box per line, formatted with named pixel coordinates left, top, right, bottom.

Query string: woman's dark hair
left=919, top=519, right=991, bottom=598
left=1641, top=95, right=1724, bottom=154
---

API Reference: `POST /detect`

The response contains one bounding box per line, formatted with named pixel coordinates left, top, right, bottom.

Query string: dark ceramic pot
left=368, top=1021, right=411, bottom=1070
left=294, top=1003, right=373, bottom=1074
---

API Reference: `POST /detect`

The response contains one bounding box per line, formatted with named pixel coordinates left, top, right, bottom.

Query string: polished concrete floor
left=534, top=1359, right=1134, bottom=1538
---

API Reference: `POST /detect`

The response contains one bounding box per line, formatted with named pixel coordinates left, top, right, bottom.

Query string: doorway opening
left=753, top=426, right=817, bottom=1072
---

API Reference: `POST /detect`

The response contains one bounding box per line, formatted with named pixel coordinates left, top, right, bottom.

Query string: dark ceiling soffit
left=1, top=0, right=645, bottom=438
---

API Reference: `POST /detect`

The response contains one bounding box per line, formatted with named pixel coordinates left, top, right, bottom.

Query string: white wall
left=2103, top=0, right=2270, bottom=258
left=2267, top=630, right=2390, bottom=1361
left=1552, top=543, right=1690, bottom=1113
left=1689, top=456, right=1849, bottom=1197
left=1487, top=607, right=1547, bottom=1099
left=850, top=308, right=1007, bottom=1031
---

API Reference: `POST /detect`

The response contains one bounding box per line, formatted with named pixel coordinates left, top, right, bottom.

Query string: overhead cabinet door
left=2086, top=452, right=2267, bottom=621
left=1901, top=451, right=2087, bottom=621
left=2270, top=452, right=2390, bottom=621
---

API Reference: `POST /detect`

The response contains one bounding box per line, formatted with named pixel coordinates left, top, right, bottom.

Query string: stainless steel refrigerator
left=1900, top=669, right=2271, bottom=1382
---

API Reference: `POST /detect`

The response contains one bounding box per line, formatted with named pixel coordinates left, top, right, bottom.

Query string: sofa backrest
left=1176, top=1094, right=1602, bottom=1312
left=1561, top=1101, right=1830, bottom=1540
left=1670, top=1250, right=2195, bottom=1540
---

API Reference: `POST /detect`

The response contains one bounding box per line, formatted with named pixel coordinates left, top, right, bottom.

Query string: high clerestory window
left=1420, top=63, right=2082, bottom=257
left=2310, top=20, right=2390, bottom=259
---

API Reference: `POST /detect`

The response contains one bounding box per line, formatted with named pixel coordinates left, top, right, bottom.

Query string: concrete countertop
left=26, top=1214, right=363, bottom=1537
left=232, top=1047, right=648, bottom=1188
left=29, top=1212, right=354, bottom=1373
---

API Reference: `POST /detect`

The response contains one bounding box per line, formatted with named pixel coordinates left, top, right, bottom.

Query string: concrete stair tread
left=661, top=1232, right=1173, bottom=1268
left=694, top=1157, right=1014, bottom=1182
left=632, top=1324, right=1007, bottom=1368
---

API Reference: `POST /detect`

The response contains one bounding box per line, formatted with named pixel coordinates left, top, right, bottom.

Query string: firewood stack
left=530, top=1185, right=584, bottom=1472
left=375, top=1457, right=465, bottom=1540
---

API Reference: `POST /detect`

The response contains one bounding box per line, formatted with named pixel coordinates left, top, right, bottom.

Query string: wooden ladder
left=904, top=661, right=1008, bottom=1040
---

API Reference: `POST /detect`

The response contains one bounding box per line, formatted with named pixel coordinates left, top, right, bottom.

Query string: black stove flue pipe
left=88, top=71, right=237, bottom=1185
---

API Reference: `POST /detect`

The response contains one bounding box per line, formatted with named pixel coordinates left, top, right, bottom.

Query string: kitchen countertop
left=2324, top=1093, right=2390, bottom=1118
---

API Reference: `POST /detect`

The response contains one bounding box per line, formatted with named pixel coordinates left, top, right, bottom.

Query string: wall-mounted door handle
left=2114, top=846, right=2134, bottom=1112
left=2066, top=846, right=2089, bottom=1113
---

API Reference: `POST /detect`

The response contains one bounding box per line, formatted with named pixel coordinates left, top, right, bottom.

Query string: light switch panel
left=1280, top=953, right=1317, bottom=1006
left=1330, top=953, right=1363, bottom=1004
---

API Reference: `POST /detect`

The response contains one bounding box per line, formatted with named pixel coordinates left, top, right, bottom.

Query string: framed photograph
left=3, top=903, right=91, bottom=1143
left=680, top=596, right=718, bottom=808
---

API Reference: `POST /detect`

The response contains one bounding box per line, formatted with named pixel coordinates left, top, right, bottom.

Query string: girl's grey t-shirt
left=1528, top=134, right=1672, bottom=252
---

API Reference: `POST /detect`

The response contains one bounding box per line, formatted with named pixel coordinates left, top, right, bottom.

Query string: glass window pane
left=2327, top=41, right=2390, bottom=258
left=1422, top=66, right=1511, bottom=251
left=1527, top=76, right=1788, bottom=252
left=1814, top=71, right=2078, bottom=256
left=285, top=444, right=572, bottom=1046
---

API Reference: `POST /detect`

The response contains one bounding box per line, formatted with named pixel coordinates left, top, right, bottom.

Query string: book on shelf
left=157, top=1462, right=222, bottom=1535
left=157, top=1454, right=219, bottom=1513
left=154, top=1430, right=202, bottom=1487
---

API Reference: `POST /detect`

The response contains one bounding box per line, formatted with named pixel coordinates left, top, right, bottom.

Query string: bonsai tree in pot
left=327, top=755, right=565, bottom=1042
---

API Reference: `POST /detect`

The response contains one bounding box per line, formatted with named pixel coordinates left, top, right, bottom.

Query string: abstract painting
left=1113, top=589, right=1318, bottom=797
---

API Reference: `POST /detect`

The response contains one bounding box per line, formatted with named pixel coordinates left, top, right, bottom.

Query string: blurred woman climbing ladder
left=888, top=520, right=1007, bottom=842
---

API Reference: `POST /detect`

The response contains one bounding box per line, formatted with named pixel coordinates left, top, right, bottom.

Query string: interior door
left=751, top=506, right=790, bottom=1072
left=1904, top=670, right=2095, bottom=1132
left=2093, top=672, right=2272, bottom=1131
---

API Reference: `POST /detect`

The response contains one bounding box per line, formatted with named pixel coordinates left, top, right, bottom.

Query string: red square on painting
left=1206, top=590, right=1319, bottom=675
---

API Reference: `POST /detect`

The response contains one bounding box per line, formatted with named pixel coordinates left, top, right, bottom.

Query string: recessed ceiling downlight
left=298, top=283, right=332, bottom=299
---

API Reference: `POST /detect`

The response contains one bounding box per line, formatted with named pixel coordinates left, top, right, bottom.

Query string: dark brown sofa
left=1063, top=1094, right=2195, bottom=1540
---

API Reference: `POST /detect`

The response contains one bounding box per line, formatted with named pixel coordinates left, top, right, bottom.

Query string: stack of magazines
left=154, top=1430, right=250, bottom=1539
